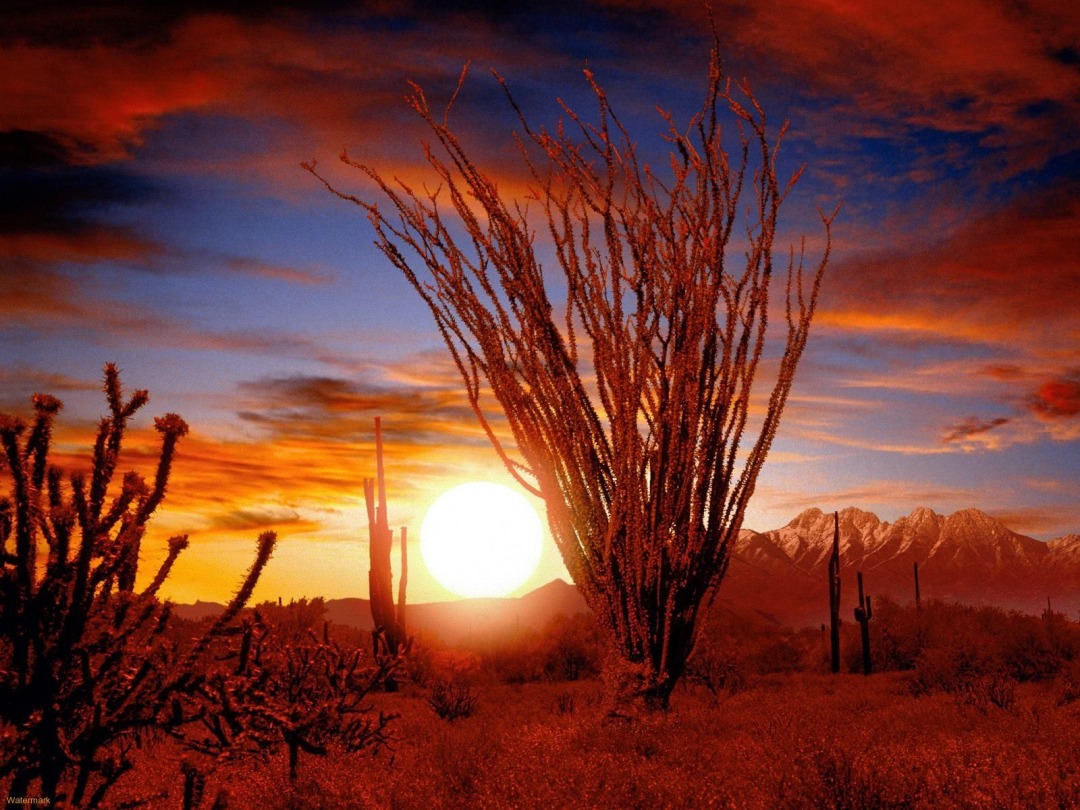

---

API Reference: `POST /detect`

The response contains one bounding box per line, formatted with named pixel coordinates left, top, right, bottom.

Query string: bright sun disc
left=420, top=482, right=543, bottom=598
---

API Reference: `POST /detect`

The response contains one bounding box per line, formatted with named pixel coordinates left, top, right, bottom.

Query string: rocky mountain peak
left=723, top=505, right=1080, bottom=625
left=1047, top=534, right=1080, bottom=563
left=784, top=507, right=826, bottom=532
left=1049, top=534, right=1080, bottom=549
left=782, top=506, right=883, bottom=538
left=905, top=506, right=944, bottom=526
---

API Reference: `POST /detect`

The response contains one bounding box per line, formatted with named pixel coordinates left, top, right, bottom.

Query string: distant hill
left=173, top=579, right=588, bottom=644
left=173, top=506, right=1079, bottom=635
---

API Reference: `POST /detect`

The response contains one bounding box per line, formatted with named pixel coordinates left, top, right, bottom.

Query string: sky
left=2, top=0, right=1078, bottom=604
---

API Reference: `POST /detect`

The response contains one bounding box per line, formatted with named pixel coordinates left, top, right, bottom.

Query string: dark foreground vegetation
left=7, top=594, right=1080, bottom=808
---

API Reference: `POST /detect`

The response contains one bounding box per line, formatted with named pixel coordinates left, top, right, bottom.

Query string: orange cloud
left=0, top=9, right=567, bottom=183
left=598, top=0, right=1079, bottom=177
left=821, top=189, right=1080, bottom=350
left=0, top=380, right=517, bottom=604
left=224, top=257, right=334, bottom=286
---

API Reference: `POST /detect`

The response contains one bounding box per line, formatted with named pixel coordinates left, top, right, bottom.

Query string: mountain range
left=174, top=507, right=1079, bottom=637
left=723, top=506, right=1080, bottom=626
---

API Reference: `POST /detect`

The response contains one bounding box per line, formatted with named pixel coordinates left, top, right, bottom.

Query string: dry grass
left=104, top=671, right=1080, bottom=809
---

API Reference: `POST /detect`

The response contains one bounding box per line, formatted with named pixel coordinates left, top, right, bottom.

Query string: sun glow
left=420, top=482, right=543, bottom=598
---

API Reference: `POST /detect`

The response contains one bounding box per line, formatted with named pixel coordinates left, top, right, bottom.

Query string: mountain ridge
left=726, top=505, right=1078, bottom=625
left=173, top=506, right=1079, bottom=636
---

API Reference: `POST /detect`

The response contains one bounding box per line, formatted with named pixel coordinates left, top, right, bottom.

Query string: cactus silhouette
left=854, top=571, right=873, bottom=675
left=364, top=417, right=409, bottom=690
left=828, top=511, right=842, bottom=674
left=0, top=365, right=274, bottom=806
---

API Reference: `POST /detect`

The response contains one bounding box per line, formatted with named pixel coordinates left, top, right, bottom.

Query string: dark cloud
left=205, top=506, right=319, bottom=533
left=0, top=130, right=71, bottom=168
left=1, top=1, right=375, bottom=46
left=0, top=366, right=98, bottom=411
left=0, top=161, right=160, bottom=236
left=0, top=142, right=167, bottom=294
left=942, top=416, right=1012, bottom=444
left=236, top=373, right=483, bottom=445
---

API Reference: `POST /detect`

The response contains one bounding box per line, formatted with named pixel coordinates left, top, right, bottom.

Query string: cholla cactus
left=171, top=605, right=398, bottom=781
left=0, top=365, right=275, bottom=806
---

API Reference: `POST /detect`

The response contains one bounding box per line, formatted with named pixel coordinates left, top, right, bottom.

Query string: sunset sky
left=2, top=1, right=1078, bottom=604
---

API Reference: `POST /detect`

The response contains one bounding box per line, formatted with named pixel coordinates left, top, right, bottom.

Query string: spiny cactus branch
left=0, top=366, right=276, bottom=806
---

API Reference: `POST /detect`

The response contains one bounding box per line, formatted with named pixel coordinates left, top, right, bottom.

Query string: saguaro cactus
left=828, top=511, right=842, bottom=674
left=854, top=571, right=873, bottom=675
left=364, top=417, right=408, bottom=689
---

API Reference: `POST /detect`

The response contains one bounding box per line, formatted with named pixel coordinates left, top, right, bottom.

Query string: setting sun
left=420, top=482, right=543, bottom=598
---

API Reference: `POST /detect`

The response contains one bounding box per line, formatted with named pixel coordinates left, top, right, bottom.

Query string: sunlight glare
left=420, top=482, right=543, bottom=598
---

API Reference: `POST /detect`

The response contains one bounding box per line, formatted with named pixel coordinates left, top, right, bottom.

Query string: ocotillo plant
left=854, top=571, right=873, bottom=675
left=309, top=34, right=836, bottom=709
left=0, top=365, right=275, bottom=807
left=828, top=511, right=842, bottom=674
left=364, top=417, right=408, bottom=689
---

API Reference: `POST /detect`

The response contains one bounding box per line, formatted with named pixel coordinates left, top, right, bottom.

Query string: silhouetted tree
left=308, top=39, right=835, bottom=709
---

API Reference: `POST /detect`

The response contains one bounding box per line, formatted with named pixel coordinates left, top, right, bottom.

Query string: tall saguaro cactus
left=364, top=417, right=408, bottom=689
left=913, top=561, right=921, bottom=610
left=854, top=571, right=873, bottom=675
left=828, top=511, right=842, bottom=674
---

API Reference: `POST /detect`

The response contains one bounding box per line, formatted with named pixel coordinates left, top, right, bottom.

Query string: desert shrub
left=959, top=671, right=1017, bottom=712
left=537, top=612, right=604, bottom=681
left=780, top=743, right=915, bottom=810
left=432, top=646, right=484, bottom=683
left=473, top=627, right=545, bottom=683
left=999, top=619, right=1061, bottom=681
left=856, top=599, right=1079, bottom=687
left=253, top=597, right=329, bottom=643
left=466, top=613, right=604, bottom=684
left=685, top=643, right=751, bottom=701
left=688, top=609, right=815, bottom=693
left=1055, top=660, right=1080, bottom=707
left=751, top=634, right=809, bottom=674
left=909, top=642, right=995, bottom=697
left=399, top=629, right=442, bottom=687
left=428, top=678, right=478, bottom=721
left=867, top=595, right=922, bottom=671
left=170, top=609, right=398, bottom=781
left=553, top=689, right=576, bottom=715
